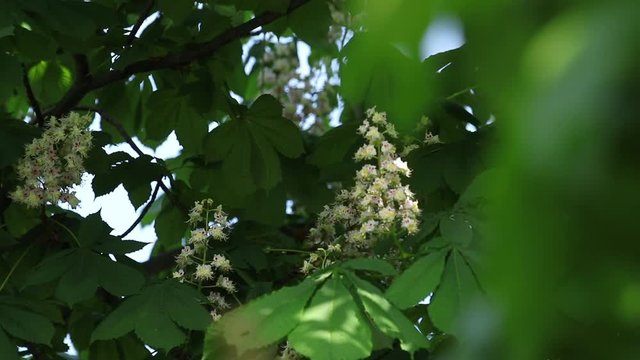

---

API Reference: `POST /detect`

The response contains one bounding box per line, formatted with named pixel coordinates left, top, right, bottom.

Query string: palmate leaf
left=92, top=153, right=167, bottom=209
left=0, top=297, right=55, bottom=351
left=439, top=213, right=473, bottom=246
left=0, top=328, right=15, bottom=360
left=213, top=276, right=318, bottom=355
left=25, top=248, right=144, bottom=305
left=288, top=274, right=373, bottom=360
left=385, top=250, right=447, bottom=310
left=204, top=94, right=304, bottom=194
left=92, top=280, right=210, bottom=351
left=346, top=273, right=430, bottom=354
left=0, top=117, right=41, bottom=168
left=342, top=258, right=398, bottom=276
left=428, top=250, right=482, bottom=334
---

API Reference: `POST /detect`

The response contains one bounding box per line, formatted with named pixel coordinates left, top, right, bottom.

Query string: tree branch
left=118, top=179, right=161, bottom=239
left=125, top=0, right=155, bottom=47
left=142, top=223, right=312, bottom=274
left=45, top=0, right=311, bottom=118
left=21, top=63, right=44, bottom=127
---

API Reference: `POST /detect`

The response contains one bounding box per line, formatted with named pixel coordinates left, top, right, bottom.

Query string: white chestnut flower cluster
left=10, top=112, right=92, bottom=209
left=303, top=108, right=421, bottom=273
left=173, top=199, right=236, bottom=321
left=257, top=42, right=335, bottom=132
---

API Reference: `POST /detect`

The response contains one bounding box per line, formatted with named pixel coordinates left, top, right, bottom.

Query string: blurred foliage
left=0, top=0, right=636, bottom=359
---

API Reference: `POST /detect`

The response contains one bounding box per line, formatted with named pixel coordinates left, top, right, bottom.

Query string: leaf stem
left=0, top=242, right=35, bottom=292
left=51, top=219, right=81, bottom=247
left=264, top=247, right=310, bottom=254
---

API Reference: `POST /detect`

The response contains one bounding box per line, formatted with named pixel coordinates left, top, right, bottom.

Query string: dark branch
left=125, top=0, right=155, bottom=47
left=142, top=223, right=312, bottom=274
left=44, top=0, right=311, bottom=118
left=72, top=53, right=90, bottom=82
left=21, top=63, right=44, bottom=127
left=74, top=106, right=188, bottom=215
left=143, top=247, right=181, bottom=274
left=118, top=179, right=161, bottom=239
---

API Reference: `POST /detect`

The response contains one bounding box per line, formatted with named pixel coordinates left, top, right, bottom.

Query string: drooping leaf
left=203, top=95, right=304, bottom=195
left=203, top=326, right=278, bottom=360
left=246, top=95, right=304, bottom=159
left=288, top=0, right=332, bottom=47
left=347, top=273, right=430, bottom=354
left=92, top=281, right=209, bottom=351
left=26, top=248, right=144, bottom=305
left=440, top=213, right=473, bottom=246
left=0, top=298, right=54, bottom=345
left=288, top=274, right=373, bottom=360
left=385, top=250, right=447, bottom=310
left=342, top=258, right=397, bottom=276
left=92, top=153, right=166, bottom=209
left=307, top=123, right=359, bottom=167
left=0, top=328, right=15, bottom=359
left=214, top=277, right=318, bottom=355
left=428, top=250, right=481, bottom=334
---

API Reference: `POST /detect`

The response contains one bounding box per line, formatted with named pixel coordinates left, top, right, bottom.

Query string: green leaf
left=342, top=258, right=397, bottom=276
left=164, top=282, right=211, bottom=330
left=154, top=200, right=188, bottom=254
left=289, top=0, right=331, bottom=46
left=55, top=250, right=100, bottom=305
left=203, top=95, right=303, bottom=195
left=0, top=301, right=54, bottom=345
left=0, top=53, right=21, bottom=102
left=134, top=310, right=185, bottom=350
left=216, top=277, right=318, bottom=355
left=24, top=249, right=75, bottom=286
left=0, top=328, right=16, bottom=359
left=28, top=60, right=72, bottom=106
left=347, top=273, right=430, bottom=354
left=157, top=0, right=193, bottom=24
left=247, top=95, right=304, bottom=159
left=14, top=28, right=56, bottom=60
left=341, top=35, right=430, bottom=134
left=2, top=203, right=40, bottom=237
left=288, top=274, right=372, bottom=360
left=92, top=239, right=149, bottom=255
left=144, top=90, right=181, bottom=143
left=174, top=104, right=208, bottom=155
left=385, top=251, right=447, bottom=310
left=91, top=296, right=145, bottom=342
left=203, top=326, right=278, bottom=360
left=440, top=214, right=473, bottom=246
left=248, top=125, right=282, bottom=190
left=428, top=250, right=481, bottom=334
left=92, top=154, right=166, bottom=209
left=204, top=121, right=240, bottom=162
left=307, top=123, right=359, bottom=167
left=96, top=255, right=145, bottom=296
left=27, top=249, right=144, bottom=305
left=222, top=123, right=256, bottom=194
left=92, top=281, right=209, bottom=351
left=0, top=118, right=40, bottom=168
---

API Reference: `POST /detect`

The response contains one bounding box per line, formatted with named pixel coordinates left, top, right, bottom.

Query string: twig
left=21, top=63, right=44, bottom=127
left=143, top=247, right=181, bottom=273
left=125, top=0, right=155, bottom=47
left=43, top=0, right=311, bottom=118
left=118, top=179, right=161, bottom=238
